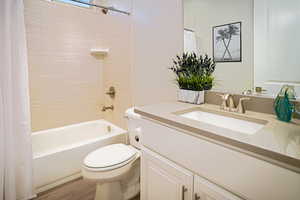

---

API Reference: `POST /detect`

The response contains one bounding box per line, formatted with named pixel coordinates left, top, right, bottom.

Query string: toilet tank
left=125, top=108, right=142, bottom=149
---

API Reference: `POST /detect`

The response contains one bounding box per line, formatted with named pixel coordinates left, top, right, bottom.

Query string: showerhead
left=102, top=8, right=108, bottom=14
left=102, top=6, right=116, bottom=15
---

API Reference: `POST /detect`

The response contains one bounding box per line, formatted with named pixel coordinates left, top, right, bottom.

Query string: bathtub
left=32, top=120, right=127, bottom=194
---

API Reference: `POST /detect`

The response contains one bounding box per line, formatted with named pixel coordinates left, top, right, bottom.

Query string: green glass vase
left=274, top=85, right=295, bottom=122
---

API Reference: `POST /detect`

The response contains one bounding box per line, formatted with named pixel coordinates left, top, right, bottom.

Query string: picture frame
left=213, top=22, right=242, bottom=62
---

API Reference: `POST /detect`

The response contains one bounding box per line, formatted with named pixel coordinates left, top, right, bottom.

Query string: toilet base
left=95, top=182, right=123, bottom=200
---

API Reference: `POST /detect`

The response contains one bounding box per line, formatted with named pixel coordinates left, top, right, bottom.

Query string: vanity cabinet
left=139, top=118, right=300, bottom=200
left=141, top=148, right=193, bottom=200
left=141, top=147, right=243, bottom=200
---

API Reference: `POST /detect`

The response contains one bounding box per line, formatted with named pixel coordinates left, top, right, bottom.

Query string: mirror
left=184, top=0, right=300, bottom=98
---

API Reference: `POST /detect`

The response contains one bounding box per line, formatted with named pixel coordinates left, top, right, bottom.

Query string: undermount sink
left=178, top=108, right=268, bottom=135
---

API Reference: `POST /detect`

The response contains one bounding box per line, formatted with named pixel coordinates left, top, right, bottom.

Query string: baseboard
left=35, top=172, right=82, bottom=194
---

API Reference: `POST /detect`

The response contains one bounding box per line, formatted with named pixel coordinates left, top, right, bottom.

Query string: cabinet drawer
left=140, top=118, right=300, bottom=200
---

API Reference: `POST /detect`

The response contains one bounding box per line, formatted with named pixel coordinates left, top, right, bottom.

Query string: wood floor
left=33, top=178, right=140, bottom=200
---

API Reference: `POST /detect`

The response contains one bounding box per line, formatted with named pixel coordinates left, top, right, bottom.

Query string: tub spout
left=102, top=105, right=114, bottom=112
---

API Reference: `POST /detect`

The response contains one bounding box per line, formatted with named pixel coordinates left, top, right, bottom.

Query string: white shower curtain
left=0, top=0, right=34, bottom=200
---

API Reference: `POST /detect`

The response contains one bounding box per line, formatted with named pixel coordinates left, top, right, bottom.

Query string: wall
left=184, top=0, right=254, bottom=93
left=25, top=0, right=132, bottom=131
left=131, top=0, right=183, bottom=106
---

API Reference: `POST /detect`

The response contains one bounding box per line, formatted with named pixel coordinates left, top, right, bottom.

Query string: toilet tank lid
left=125, top=107, right=141, bottom=119
left=83, top=144, right=137, bottom=168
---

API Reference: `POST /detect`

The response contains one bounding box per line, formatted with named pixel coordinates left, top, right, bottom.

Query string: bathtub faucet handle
left=105, top=86, right=116, bottom=98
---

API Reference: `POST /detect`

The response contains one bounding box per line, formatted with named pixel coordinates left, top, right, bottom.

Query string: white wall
left=184, top=0, right=254, bottom=94
left=131, top=0, right=183, bottom=106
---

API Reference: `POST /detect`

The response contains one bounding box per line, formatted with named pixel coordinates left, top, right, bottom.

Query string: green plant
left=177, top=74, right=204, bottom=91
left=170, top=53, right=216, bottom=91
left=202, top=75, right=214, bottom=90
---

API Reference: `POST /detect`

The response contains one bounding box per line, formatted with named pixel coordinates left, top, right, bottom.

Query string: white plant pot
left=177, top=89, right=204, bottom=104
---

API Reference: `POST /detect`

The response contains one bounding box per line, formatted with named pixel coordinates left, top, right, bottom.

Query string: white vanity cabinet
left=141, top=148, right=243, bottom=200
left=139, top=118, right=300, bottom=200
left=141, top=148, right=194, bottom=200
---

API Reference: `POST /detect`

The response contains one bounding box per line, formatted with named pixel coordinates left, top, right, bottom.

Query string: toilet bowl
left=81, top=108, right=142, bottom=200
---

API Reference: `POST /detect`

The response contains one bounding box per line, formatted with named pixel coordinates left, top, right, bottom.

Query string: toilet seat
left=83, top=144, right=138, bottom=171
left=82, top=144, right=140, bottom=181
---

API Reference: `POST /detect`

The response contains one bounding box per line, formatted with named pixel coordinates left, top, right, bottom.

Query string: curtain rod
left=70, top=0, right=130, bottom=15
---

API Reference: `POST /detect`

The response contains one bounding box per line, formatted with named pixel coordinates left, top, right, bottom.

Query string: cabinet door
left=141, top=148, right=193, bottom=200
left=194, top=175, right=243, bottom=200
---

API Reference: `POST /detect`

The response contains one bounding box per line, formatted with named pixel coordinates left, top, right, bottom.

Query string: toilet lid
left=83, top=144, right=137, bottom=168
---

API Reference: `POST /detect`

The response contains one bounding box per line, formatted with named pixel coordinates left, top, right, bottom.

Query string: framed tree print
left=213, top=22, right=242, bottom=62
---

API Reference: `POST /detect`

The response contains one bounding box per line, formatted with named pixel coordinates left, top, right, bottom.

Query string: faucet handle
left=218, top=93, right=230, bottom=110
left=237, top=97, right=250, bottom=114
left=218, top=93, right=230, bottom=100
left=228, top=95, right=236, bottom=111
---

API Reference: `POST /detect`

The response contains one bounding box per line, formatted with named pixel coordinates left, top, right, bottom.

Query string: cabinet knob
left=194, top=193, right=201, bottom=200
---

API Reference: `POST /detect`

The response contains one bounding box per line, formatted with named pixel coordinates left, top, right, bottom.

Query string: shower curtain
left=0, top=0, right=34, bottom=199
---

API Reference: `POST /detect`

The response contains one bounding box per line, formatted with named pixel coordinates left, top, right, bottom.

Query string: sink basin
left=179, top=109, right=267, bottom=135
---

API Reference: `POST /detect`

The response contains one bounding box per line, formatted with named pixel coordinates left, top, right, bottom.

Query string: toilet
left=81, top=108, right=142, bottom=200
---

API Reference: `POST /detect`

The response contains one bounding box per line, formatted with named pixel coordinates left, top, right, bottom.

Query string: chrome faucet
left=102, top=105, right=114, bottom=112
left=219, top=93, right=250, bottom=114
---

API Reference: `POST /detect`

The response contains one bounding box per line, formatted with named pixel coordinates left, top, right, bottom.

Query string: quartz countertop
left=135, top=102, right=300, bottom=173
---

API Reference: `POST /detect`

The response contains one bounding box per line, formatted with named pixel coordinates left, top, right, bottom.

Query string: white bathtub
left=32, top=120, right=127, bottom=193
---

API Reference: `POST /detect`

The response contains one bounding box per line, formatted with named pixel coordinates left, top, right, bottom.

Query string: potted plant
left=170, top=53, right=216, bottom=104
